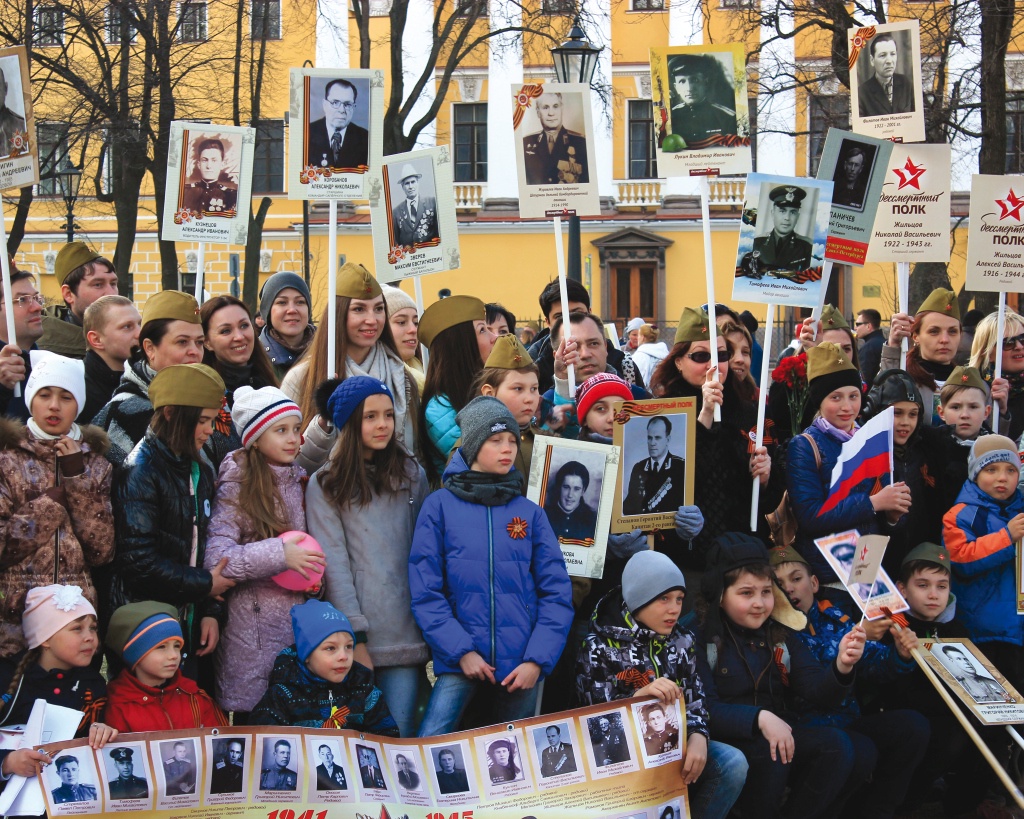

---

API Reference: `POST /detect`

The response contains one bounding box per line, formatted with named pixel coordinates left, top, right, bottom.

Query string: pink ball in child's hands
left=272, top=531, right=325, bottom=591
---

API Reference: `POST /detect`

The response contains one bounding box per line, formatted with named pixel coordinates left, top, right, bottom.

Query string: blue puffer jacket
left=788, top=425, right=889, bottom=582
left=424, top=395, right=460, bottom=473
left=409, top=451, right=574, bottom=681
left=944, top=479, right=1024, bottom=646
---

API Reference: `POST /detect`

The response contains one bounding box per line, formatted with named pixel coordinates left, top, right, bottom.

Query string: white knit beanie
left=231, top=385, right=302, bottom=448
left=381, top=283, right=417, bottom=315
left=27, top=351, right=86, bottom=414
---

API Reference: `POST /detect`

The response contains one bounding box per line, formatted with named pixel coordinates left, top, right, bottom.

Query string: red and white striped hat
left=231, top=385, right=302, bottom=448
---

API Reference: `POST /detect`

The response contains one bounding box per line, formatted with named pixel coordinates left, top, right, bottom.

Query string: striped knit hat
left=106, top=602, right=182, bottom=670
left=231, top=386, right=302, bottom=449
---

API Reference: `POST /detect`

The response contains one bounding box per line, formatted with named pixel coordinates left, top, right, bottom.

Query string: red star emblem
left=859, top=544, right=869, bottom=561
left=996, top=188, right=1024, bottom=221
left=961, top=374, right=970, bottom=382
left=893, top=157, right=926, bottom=190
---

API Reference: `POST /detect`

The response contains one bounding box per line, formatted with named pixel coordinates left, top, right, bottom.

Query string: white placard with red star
left=966, top=174, right=1024, bottom=293
left=865, top=143, right=951, bottom=263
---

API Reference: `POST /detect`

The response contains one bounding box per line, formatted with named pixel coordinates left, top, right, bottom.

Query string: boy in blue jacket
left=944, top=434, right=1024, bottom=690
left=410, top=396, right=574, bottom=736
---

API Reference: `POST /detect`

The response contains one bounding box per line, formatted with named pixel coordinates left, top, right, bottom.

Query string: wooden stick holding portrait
left=750, top=303, right=774, bottom=531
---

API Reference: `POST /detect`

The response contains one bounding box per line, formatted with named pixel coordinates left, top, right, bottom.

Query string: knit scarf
left=347, top=345, right=412, bottom=447
left=812, top=415, right=856, bottom=443
left=983, top=363, right=1024, bottom=399
left=27, top=420, right=83, bottom=441
left=444, top=469, right=523, bottom=506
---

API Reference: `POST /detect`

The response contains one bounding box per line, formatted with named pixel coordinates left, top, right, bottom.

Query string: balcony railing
left=453, top=183, right=485, bottom=210
left=615, top=179, right=663, bottom=207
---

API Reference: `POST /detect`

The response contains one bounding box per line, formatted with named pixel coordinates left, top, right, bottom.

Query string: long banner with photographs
left=37, top=698, right=689, bottom=819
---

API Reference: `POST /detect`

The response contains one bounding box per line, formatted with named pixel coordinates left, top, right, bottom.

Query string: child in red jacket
left=102, top=602, right=227, bottom=732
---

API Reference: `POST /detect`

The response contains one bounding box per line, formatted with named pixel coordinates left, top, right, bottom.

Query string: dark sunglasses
left=684, top=350, right=713, bottom=364
left=1003, top=333, right=1024, bottom=351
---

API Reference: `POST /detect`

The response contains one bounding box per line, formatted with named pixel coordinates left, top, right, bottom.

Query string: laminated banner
left=37, top=699, right=689, bottom=818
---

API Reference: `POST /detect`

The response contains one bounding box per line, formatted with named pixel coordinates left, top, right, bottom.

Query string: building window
left=252, top=119, right=285, bottom=194
left=453, top=0, right=485, bottom=16
left=34, top=7, right=63, bottom=46
left=179, top=2, right=207, bottom=41
left=627, top=100, right=658, bottom=179
left=808, top=93, right=849, bottom=176
left=631, top=0, right=665, bottom=8
left=719, top=0, right=754, bottom=7
left=36, top=122, right=68, bottom=196
left=105, top=5, right=137, bottom=43
left=251, top=0, right=281, bottom=40
left=542, top=0, right=575, bottom=14
left=453, top=103, right=487, bottom=183
left=1007, top=98, right=1024, bottom=173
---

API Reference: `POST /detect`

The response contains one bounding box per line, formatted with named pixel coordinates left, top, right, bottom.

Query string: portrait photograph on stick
left=849, top=20, right=926, bottom=142
left=922, top=639, right=1024, bottom=724
left=0, top=46, right=36, bottom=191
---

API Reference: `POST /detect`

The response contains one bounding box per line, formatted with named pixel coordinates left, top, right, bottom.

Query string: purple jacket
left=205, top=450, right=308, bottom=712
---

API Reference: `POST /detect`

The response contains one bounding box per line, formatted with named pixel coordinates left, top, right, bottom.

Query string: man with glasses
left=0, top=269, right=44, bottom=420
left=855, top=309, right=884, bottom=384
left=307, top=78, right=369, bottom=171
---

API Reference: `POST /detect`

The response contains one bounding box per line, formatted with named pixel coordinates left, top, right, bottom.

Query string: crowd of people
left=0, top=240, right=1022, bottom=819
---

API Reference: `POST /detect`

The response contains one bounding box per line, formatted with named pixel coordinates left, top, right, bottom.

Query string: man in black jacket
left=856, top=309, right=884, bottom=385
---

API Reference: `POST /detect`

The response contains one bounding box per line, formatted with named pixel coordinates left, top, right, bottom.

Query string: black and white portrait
left=533, top=723, right=578, bottom=778
left=666, top=51, right=739, bottom=148
left=831, top=139, right=879, bottom=212
left=484, top=737, right=523, bottom=784
left=355, top=744, right=387, bottom=790
left=178, top=132, right=240, bottom=218
left=159, top=739, right=197, bottom=796
left=621, top=414, right=688, bottom=516
left=636, top=700, right=681, bottom=757
left=209, top=737, right=246, bottom=795
left=431, top=744, right=471, bottom=795
left=313, top=741, right=348, bottom=791
left=541, top=450, right=606, bottom=546
left=856, top=27, right=916, bottom=118
left=49, top=753, right=99, bottom=805
left=391, top=751, right=423, bottom=792
left=587, top=713, right=632, bottom=767
left=932, top=643, right=1012, bottom=705
left=305, top=76, right=371, bottom=171
left=386, top=157, right=440, bottom=248
left=259, top=737, right=298, bottom=791
left=105, top=745, right=149, bottom=801
left=520, top=90, right=589, bottom=186
left=829, top=538, right=894, bottom=601
left=0, top=54, right=26, bottom=156
left=657, top=801, right=683, bottom=819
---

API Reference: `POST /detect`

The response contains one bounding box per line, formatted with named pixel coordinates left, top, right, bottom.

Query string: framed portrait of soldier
left=255, top=736, right=302, bottom=802
left=304, top=736, right=354, bottom=805
left=288, top=67, right=384, bottom=200
left=100, top=742, right=153, bottom=811
left=346, top=737, right=394, bottom=804
left=151, top=739, right=199, bottom=810
left=425, top=740, right=481, bottom=807
left=474, top=730, right=534, bottom=799
left=923, top=639, right=1024, bottom=724
left=368, top=145, right=460, bottom=282
left=205, top=735, right=250, bottom=804
left=0, top=46, right=35, bottom=191
left=849, top=20, right=925, bottom=143
left=731, top=173, right=833, bottom=308
left=524, top=721, right=586, bottom=789
left=511, top=81, right=601, bottom=218
left=632, top=699, right=684, bottom=766
left=650, top=43, right=752, bottom=177
left=42, top=749, right=102, bottom=816
left=611, top=397, right=696, bottom=534
left=526, top=436, right=618, bottom=579
left=383, top=744, right=432, bottom=808
left=161, top=121, right=255, bottom=246
left=581, top=709, right=640, bottom=780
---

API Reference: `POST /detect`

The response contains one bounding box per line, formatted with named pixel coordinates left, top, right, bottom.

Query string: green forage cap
left=947, top=366, right=988, bottom=394
left=337, top=262, right=382, bottom=300
left=149, top=363, right=225, bottom=410
left=819, top=304, right=850, bottom=331
left=674, top=307, right=712, bottom=345
left=916, top=288, right=960, bottom=322
left=485, top=332, right=534, bottom=370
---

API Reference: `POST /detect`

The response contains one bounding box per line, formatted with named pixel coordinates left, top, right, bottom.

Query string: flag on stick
left=818, top=407, right=894, bottom=517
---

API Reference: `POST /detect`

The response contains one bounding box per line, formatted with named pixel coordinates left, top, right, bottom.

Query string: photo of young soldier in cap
left=106, top=746, right=150, bottom=800
left=666, top=52, right=738, bottom=148
left=179, top=134, right=239, bottom=217
left=739, top=185, right=814, bottom=277
left=831, top=139, right=878, bottom=212
left=48, top=753, right=99, bottom=804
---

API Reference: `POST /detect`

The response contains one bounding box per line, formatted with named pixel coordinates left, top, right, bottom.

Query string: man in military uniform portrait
left=668, top=53, right=738, bottom=147
left=52, top=755, right=98, bottom=803
left=389, top=162, right=439, bottom=247
left=210, top=739, right=245, bottom=794
left=623, top=416, right=687, bottom=516
left=641, top=702, right=680, bottom=756
left=108, top=747, right=149, bottom=800
left=832, top=143, right=870, bottom=210
left=260, top=739, right=298, bottom=791
left=307, top=78, right=369, bottom=171
left=0, top=64, right=26, bottom=156
left=180, top=137, right=238, bottom=217
left=938, top=645, right=1013, bottom=704
left=315, top=744, right=348, bottom=790
left=539, top=725, right=578, bottom=778
left=162, top=741, right=196, bottom=796
left=858, top=32, right=915, bottom=117
left=522, top=91, right=589, bottom=185
left=589, top=715, right=630, bottom=767
left=740, top=185, right=815, bottom=278
left=357, top=745, right=386, bottom=789
left=543, top=460, right=598, bottom=544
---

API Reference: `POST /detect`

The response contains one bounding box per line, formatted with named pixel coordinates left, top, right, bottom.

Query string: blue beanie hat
left=291, top=599, right=355, bottom=664
left=327, top=376, right=393, bottom=431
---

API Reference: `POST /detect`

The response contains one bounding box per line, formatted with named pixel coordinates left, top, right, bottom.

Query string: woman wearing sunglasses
left=969, top=308, right=1023, bottom=440
left=647, top=307, right=780, bottom=569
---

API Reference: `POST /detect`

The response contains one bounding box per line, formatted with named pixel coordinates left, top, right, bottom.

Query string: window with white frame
left=627, top=100, right=658, bottom=179
left=179, top=1, right=207, bottom=41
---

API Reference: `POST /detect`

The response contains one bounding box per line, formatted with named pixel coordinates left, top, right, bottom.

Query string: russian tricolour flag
left=817, top=407, right=894, bottom=517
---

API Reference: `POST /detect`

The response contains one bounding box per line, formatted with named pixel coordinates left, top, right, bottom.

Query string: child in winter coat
left=205, top=386, right=323, bottom=721
left=0, top=351, right=115, bottom=659
left=306, top=376, right=429, bottom=737
left=103, top=601, right=227, bottom=732
left=250, top=599, right=398, bottom=736
left=0, top=585, right=118, bottom=784
left=577, top=551, right=746, bottom=819
left=944, top=434, right=1024, bottom=689
left=409, top=396, right=574, bottom=735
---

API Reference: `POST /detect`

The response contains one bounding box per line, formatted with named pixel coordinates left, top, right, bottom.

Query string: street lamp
left=55, top=163, right=82, bottom=243
left=550, top=15, right=602, bottom=283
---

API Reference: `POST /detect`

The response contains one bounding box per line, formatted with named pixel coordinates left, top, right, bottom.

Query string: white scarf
left=27, top=420, right=83, bottom=442
left=346, top=345, right=414, bottom=448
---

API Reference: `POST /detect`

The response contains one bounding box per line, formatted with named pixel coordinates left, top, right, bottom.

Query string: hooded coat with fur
left=0, top=419, right=115, bottom=658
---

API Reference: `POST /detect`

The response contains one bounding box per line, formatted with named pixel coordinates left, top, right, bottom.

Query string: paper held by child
left=814, top=530, right=909, bottom=620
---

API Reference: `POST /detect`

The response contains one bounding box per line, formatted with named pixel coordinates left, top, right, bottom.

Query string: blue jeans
left=374, top=665, right=428, bottom=739
left=418, top=673, right=538, bottom=737
left=687, top=740, right=748, bottom=819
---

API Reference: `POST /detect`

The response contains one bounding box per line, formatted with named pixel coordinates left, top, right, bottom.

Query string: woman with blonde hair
left=969, top=308, right=1022, bottom=439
